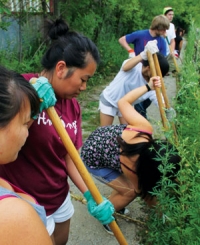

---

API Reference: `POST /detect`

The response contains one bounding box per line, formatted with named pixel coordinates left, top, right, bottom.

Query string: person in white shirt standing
left=163, top=6, right=176, bottom=72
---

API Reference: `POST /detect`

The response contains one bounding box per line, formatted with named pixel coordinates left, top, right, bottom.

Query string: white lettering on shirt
left=37, top=112, right=77, bottom=134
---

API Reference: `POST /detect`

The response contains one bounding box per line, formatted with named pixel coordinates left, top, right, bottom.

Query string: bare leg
left=50, top=235, right=56, bottom=245
left=106, top=174, right=137, bottom=211
left=100, top=112, right=114, bottom=126
left=51, top=219, right=71, bottom=245
left=119, top=116, right=127, bottom=124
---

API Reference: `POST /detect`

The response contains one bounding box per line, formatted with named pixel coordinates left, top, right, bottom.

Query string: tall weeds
left=142, top=22, right=200, bottom=245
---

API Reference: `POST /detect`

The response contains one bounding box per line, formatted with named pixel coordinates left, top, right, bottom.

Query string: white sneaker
left=116, top=208, right=130, bottom=215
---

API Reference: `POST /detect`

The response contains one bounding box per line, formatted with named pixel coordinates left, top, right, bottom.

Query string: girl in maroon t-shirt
left=0, top=18, right=114, bottom=245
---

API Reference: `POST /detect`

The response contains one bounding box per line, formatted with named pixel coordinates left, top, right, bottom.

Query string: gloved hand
left=174, top=50, right=179, bottom=58
left=30, top=77, right=57, bottom=118
left=84, top=190, right=115, bottom=225
left=165, top=107, right=176, bottom=122
left=140, top=40, right=159, bottom=60
left=128, top=50, right=136, bottom=58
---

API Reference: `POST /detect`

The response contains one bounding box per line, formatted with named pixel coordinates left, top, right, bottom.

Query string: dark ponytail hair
left=45, top=18, right=70, bottom=41
left=0, top=66, right=40, bottom=128
left=41, top=18, right=100, bottom=72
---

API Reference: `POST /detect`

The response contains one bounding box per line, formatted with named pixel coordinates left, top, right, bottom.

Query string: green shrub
left=97, top=33, right=127, bottom=75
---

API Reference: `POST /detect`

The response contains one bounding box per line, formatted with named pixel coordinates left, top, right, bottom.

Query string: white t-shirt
left=100, top=61, right=158, bottom=108
left=165, top=23, right=176, bottom=55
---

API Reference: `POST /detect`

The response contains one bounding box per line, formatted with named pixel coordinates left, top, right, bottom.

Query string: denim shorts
left=85, top=165, right=121, bottom=184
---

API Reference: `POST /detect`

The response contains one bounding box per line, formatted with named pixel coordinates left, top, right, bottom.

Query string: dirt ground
left=67, top=37, right=187, bottom=244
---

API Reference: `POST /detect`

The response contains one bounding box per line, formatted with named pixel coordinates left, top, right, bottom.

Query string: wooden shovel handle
left=152, top=54, right=178, bottom=144
left=147, top=51, right=168, bottom=129
left=153, top=54, right=170, bottom=109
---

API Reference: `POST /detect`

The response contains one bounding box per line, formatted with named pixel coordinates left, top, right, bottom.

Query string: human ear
left=55, top=61, right=68, bottom=79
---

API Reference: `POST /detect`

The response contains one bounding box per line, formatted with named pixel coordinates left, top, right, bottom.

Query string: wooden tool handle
left=153, top=54, right=170, bottom=109
left=147, top=51, right=168, bottom=129
left=152, top=54, right=178, bottom=143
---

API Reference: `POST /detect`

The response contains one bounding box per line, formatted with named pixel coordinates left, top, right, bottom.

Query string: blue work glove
left=30, top=77, right=57, bottom=118
left=83, top=190, right=115, bottom=225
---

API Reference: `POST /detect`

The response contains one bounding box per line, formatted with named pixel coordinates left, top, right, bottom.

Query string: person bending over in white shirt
left=99, top=41, right=169, bottom=126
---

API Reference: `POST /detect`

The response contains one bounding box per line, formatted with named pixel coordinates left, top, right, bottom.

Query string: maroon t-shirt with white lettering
left=0, top=73, right=83, bottom=215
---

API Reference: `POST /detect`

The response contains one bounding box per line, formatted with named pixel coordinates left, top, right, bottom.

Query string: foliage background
left=0, top=0, right=199, bottom=75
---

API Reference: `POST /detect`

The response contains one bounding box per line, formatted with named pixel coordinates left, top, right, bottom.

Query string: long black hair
left=117, top=133, right=181, bottom=199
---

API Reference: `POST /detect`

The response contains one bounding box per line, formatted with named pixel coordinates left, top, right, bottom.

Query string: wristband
left=128, top=49, right=134, bottom=53
left=146, top=84, right=151, bottom=92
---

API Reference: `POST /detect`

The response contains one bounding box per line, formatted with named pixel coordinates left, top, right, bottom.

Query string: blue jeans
left=134, top=99, right=152, bottom=118
left=85, top=165, right=121, bottom=184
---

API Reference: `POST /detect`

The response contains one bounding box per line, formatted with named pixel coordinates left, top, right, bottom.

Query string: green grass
left=78, top=73, right=115, bottom=141
left=81, top=101, right=100, bottom=141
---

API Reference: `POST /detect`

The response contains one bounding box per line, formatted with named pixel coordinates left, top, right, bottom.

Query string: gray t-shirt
left=0, top=184, right=47, bottom=226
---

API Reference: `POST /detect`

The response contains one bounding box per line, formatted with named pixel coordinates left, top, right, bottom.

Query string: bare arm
left=118, top=77, right=161, bottom=131
left=65, top=152, right=88, bottom=194
left=122, top=54, right=142, bottom=71
left=0, top=198, right=52, bottom=245
left=179, top=40, right=183, bottom=52
left=118, top=35, right=133, bottom=52
left=170, top=38, right=176, bottom=53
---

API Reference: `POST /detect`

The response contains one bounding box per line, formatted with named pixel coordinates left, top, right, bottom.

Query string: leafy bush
left=0, top=45, right=45, bottom=73
left=97, top=33, right=127, bottom=75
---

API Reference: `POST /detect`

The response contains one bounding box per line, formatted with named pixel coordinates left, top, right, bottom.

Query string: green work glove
left=30, top=77, right=57, bottom=118
left=83, top=190, right=115, bottom=225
